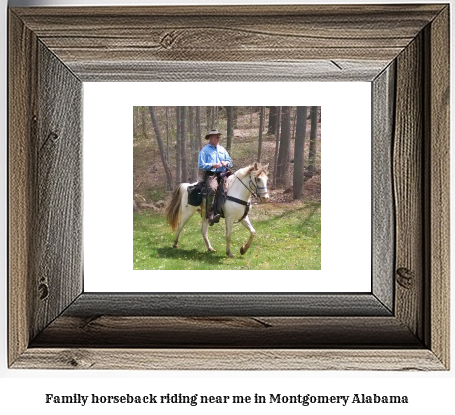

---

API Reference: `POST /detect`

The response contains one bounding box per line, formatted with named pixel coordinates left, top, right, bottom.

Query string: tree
left=276, top=106, right=291, bottom=188
left=141, top=107, right=147, bottom=139
left=257, top=106, right=265, bottom=162
left=267, top=106, right=278, bottom=135
left=195, top=106, right=202, bottom=180
left=165, top=107, right=170, bottom=162
left=133, top=106, right=140, bottom=138
left=293, top=107, right=307, bottom=199
left=206, top=106, right=211, bottom=131
left=272, top=106, right=281, bottom=186
left=308, top=106, right=319, bottom=178
left=175, top=107, right=181, bottom=183
left=233, top=106, right=238, bottom=129
left=226, top=106, right=233, bottom=153
left=179, top=106, right=188, bottom=182
left=211, top=106, right=216, bottom=129
left=189, top=106, right=199, bottom=182
left=148, top=107, right=174, bottom=190
left=291, top=107, right=297, bottom=140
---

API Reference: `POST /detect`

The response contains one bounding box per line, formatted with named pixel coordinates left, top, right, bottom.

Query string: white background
left=1, top=0, right=454, bottom=414
left=84, top=82, right=371, bottom=293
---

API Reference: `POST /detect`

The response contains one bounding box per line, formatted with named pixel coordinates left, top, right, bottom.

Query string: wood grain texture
left=11, top=5, right=444, bottom=81
left=8, top=4, right=450, bottom=370
left=13, top=349, right=445, bottom=371
left=372, top=63, right=395, bottom=312
left=62, top=293, right=391, bottom=317
left=31, top=316, right=421, bottom=348
left=425, top=6, right=450, bottom=368
left=69, top=60, right=389, bottom=82
left=8, top=11, right=38, bottom=366
left=33, top=42, right=83, bottom=338
left=9, top=11, right=83, bottom=365
left=393, top=34, right=424, bottom=340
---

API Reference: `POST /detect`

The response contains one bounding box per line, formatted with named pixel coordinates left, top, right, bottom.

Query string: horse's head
left=252, top=162, right=270, bottom=203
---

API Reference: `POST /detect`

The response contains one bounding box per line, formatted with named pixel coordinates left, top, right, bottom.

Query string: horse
left=165, top=162, right=270, bottom=257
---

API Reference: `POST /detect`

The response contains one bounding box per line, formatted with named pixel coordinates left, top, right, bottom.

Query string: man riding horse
left=198, top=129, right=233, bottom=226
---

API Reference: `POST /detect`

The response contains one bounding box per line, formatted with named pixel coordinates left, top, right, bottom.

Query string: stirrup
left=209, top=213, right=220, bottom=226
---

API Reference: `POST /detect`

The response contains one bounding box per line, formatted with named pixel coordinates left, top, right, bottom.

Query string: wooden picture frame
left=8, top=4, right=449, bottom=370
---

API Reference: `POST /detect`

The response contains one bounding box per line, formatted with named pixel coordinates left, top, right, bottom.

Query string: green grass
left=133, top=202, right=321, bottom=270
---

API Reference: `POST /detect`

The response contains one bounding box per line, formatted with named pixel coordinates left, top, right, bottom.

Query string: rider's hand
left=220, top=161, right=229, bottom=167
left=212, top=163, right=222, bottom=168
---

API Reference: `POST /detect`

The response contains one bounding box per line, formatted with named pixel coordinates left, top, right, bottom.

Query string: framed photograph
left=85, top=83, right=370, bottom=293
left=8, top=4, right=449, bottom=370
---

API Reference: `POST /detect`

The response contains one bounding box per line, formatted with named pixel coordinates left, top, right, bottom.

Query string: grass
left=133, top=201, right=321, bottom=270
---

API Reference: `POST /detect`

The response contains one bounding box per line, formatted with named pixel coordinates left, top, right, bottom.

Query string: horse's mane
left=225, top=163, right=268, bottom=191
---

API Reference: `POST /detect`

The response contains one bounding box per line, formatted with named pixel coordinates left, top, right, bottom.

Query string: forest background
left=133, top=106, right=321, bottom=270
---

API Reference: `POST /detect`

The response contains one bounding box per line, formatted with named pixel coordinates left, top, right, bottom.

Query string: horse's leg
left=225, top=217, right=235, bottom=258
left=239, top=216, right=256, bottom=255
left=201, top=217, right=216, bottom=252
left=173, top=206, right=195, bottom=248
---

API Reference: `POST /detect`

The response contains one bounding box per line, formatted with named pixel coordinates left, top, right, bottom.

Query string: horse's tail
left=165, top=184, right=184, bottom=231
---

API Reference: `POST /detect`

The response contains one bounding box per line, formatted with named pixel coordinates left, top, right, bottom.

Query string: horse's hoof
left=208, top=248, right=216, bottom=252
left=240, top=245, right=246, bottom=255
left=173, top=244, right=178, bottom=248
left=227, top=253, right=235, bottom=258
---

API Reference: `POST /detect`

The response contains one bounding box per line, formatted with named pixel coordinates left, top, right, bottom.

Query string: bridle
left=222, top=168, right=268, bottom=223
left=235, top=172, right=268, bottom=200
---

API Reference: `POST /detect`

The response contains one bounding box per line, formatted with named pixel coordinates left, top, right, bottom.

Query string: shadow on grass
left=296, top=204, right=321, bottom=231
left=156, top=247, right=225, bottom=264
left=255, top=203, right=320, bottom=228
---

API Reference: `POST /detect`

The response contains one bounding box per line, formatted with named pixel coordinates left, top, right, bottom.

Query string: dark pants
left=203, top=172, right=219, bottom=217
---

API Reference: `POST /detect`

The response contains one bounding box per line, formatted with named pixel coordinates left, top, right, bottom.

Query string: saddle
left=187, top=181, right=205, bottom=207
left=187, top=171, right=246, bottom=221
left=213, top=171, right=233, bottom=217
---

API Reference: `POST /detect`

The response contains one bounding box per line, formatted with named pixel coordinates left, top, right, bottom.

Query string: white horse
left=165, top=162, right=270, bottom=257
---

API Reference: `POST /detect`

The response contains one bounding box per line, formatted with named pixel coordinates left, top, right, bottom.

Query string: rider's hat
left=205, top=129, right=222, bottom=139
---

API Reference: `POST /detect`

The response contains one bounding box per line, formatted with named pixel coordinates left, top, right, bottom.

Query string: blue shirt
left=198, top=144, right=233, bottom=172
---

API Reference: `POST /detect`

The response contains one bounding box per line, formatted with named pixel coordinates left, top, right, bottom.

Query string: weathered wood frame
left=8, top=5, right=449, bottom=370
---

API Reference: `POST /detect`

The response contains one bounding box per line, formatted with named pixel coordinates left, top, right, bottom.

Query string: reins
left=228, top=167, right=261, bottom=198
left=238, top=174, right=258, bottom=198
left=223, top=168, right=257, bottom=223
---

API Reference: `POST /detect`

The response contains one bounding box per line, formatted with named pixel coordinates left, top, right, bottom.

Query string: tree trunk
left=293, top=107, right=307, bottom=199
left=175, top=107, right=181, bottom=183
left=272, top=106, right=281, bottom=186
left=189, top=106, right=199, bottom=183
left=257, top=106, right=265, bottom=163
left=214, top=106, right=219, bottom=128
left=291, top=107, right=297, bottom=140
left=195, top=106, right=202, bottom=181
left=189, top=106, right=194, bottom=180
left=233, top=106, right=238, bottom=129
left=141, top=107, right=147, bottom=139
left=308, top=106, right=319, bottom=178
left=276, top=106, right=291, bottom=188
left=211, top=106, right=216, bottom=129
left=165, top=107, right=170, bottom=162
left=226, top=106, right=233, bottom=153
left=267, top=106, right=278, bottom=135
left=205, top=106, right=210, bottom=132
left=148, top=106, right=174, bottom=190
left=180, top=106, right=188, bottom=182
left=133, top=106, right=139, bottom=138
